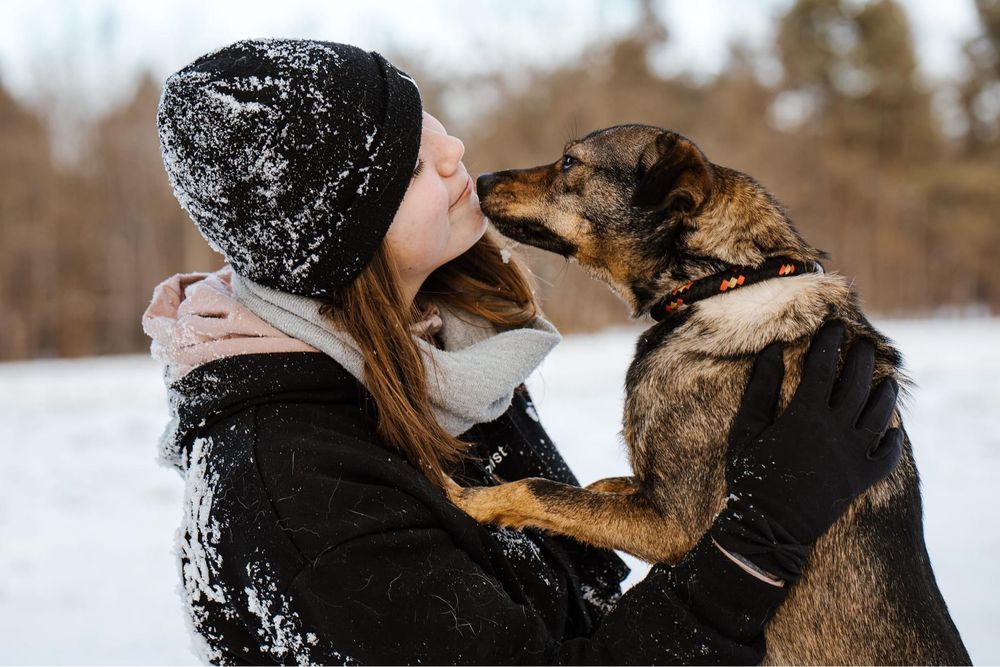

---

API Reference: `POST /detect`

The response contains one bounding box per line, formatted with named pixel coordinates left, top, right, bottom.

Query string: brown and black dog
left=446, top=125, right=970, bottom=664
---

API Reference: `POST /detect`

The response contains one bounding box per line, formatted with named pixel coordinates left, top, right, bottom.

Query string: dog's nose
left=476, top=172, right=500, bottom=198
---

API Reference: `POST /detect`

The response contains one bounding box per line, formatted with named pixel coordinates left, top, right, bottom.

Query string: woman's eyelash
left=411, top=159, right=424, bottom=179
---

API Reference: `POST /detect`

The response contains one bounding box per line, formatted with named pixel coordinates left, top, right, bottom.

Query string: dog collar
left=649, top=257, right=824, bottom=322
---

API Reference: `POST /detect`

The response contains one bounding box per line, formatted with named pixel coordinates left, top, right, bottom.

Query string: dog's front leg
left=585, top=475, right=639, bottom=494
left=445, top=477, right=696, bottom=564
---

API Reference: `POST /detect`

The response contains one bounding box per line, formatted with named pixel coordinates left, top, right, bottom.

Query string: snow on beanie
left=156, top=38, right=423, bottom=297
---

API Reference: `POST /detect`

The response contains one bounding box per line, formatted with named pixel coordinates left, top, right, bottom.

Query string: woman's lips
left=450, top=176, right=472, bottom=210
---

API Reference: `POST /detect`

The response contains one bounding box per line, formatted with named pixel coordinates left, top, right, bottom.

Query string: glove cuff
left=710, top=499, right=809, bottom=583
left=659, top=528, right=789, bottom=643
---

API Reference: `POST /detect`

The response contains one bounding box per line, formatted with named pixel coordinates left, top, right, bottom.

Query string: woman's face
left=385, top=111, right=487, bottom=302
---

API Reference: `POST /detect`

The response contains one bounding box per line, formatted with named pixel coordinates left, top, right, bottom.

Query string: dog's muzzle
left=476, top=172, right=501, bottom=199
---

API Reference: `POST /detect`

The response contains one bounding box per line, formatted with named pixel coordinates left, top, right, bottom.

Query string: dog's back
left=625, top=270, right=969, bottom=664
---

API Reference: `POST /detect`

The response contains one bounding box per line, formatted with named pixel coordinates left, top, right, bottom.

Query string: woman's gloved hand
left=709, top=319, right=904, bottom=583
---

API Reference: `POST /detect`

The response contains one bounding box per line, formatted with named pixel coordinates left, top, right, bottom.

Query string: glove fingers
left=731, top=342, right=785, bottom=446
left=867, top=426, right=902, bottom=459
left=863, top=427, right=903, bottom=484
left=830, top=337, right=875, bottom=420
left=794, top=320, right=846, bottom=406
left=855, top=377, right=899, bottom=437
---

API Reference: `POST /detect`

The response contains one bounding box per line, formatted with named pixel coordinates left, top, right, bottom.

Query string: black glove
left=710, top=319, right=903, bottom=583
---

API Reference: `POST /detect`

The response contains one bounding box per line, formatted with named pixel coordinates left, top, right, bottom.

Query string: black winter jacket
left=165, top=351, right=788, bottom=665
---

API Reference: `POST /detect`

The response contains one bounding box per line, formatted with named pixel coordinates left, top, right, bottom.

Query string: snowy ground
left=0, top=318, right=997, bottom=664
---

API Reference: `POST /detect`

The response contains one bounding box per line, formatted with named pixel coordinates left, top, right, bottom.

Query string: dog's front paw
left=447, top=480, right=538, bottom=529
left=448, top=484, right=503, bottom=524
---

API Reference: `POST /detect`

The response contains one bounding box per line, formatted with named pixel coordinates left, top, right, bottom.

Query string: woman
left=143, top=39, right=901, bottom=665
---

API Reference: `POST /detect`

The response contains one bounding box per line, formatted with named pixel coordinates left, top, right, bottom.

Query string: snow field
left=0, top=318, right=997, bottom=664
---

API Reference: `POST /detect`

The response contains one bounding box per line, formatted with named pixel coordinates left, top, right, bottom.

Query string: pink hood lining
left=141, top=265, right=318, bottom=385
left=142, top=265, right=445, bottom=385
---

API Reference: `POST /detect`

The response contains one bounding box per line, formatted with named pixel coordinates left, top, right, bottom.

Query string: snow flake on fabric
left=243, top=559, right=353, bottom=665
left=156, top=372, right=226, bottom=473
left=579, top=581, right=618, bottom=615
left=177, top=435, right=228, bottom=664
left=486, top=525, right=545, bottom=565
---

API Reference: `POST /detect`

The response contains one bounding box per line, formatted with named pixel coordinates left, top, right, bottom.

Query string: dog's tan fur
left=448, top=125, right=969, bottom=664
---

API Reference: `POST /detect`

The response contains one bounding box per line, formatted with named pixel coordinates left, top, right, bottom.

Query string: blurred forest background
left=2, top=0, right=999, bottom=361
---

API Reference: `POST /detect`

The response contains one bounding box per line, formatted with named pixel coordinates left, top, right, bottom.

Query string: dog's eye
left=561, top=155, right=576, bottom=171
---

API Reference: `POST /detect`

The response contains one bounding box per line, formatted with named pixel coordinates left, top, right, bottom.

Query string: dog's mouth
left=487, top=213, right=577, bottom=258
left=477, top=171, right=578, bottom=258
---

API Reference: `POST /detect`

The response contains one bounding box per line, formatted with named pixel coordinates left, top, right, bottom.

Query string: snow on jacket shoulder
left=166, top=351, right=787, bottom=665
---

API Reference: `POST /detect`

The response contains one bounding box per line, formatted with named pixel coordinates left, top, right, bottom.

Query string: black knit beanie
left=156, top=38, right=423, bottom=297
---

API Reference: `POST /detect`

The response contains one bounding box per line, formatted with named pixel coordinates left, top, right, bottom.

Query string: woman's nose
left=435, top=134, right=465, bottom=174
left=448, top=134, right=465, bottom=161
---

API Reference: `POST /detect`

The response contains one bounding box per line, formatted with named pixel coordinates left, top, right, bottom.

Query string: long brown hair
left=316, top=227, right=540, bottom=490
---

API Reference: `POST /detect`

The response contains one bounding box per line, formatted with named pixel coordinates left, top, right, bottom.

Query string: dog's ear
left=632, top=131, right=714, bottom=216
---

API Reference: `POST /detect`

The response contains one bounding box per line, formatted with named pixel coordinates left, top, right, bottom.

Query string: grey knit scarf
left=230, top=271, right=561, bottom=436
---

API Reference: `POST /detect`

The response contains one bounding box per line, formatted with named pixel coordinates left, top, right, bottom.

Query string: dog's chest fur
left=623, top=272, right=856, bottom=510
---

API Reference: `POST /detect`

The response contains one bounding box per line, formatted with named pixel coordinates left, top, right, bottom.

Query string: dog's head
left=477, top=124, right=823, bottom=314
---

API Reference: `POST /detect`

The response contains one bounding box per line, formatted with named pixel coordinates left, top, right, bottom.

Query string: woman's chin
left=452, top=204, right=487, bottom=236
left=474, top=208, right=488, bottom=234
left=445, top=220, right=488, bottom=264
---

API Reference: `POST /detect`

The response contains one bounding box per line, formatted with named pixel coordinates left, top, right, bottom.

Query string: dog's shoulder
left=677, top=271, right=853, bottom=356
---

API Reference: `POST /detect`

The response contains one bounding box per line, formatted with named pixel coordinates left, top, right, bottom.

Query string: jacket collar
left=159, top=351, right=371, bottom=472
